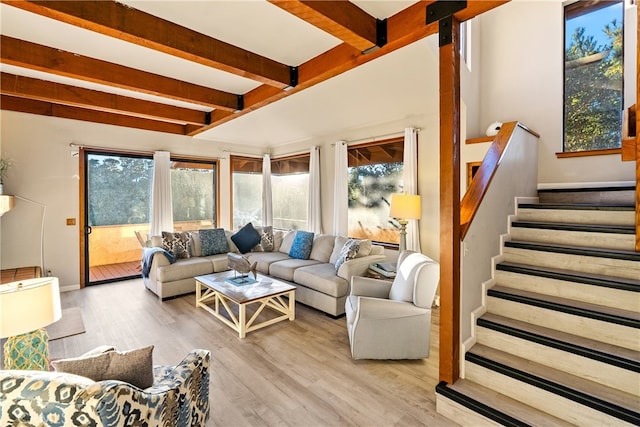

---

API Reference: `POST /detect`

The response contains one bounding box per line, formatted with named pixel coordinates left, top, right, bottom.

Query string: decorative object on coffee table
left=227, top=252, right=257, bottom=280
left=0, top=277, right=62, bottom=370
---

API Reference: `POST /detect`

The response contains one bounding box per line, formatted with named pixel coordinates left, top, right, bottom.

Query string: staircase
left=436, top=186, right=640, bottom=426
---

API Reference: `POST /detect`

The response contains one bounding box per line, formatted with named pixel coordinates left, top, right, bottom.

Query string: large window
left=564, top=0, right=623, bottom=152
left=347, top=138, right=404, bottom=245
left=272, top=154, right=310, bottom=231
left=231, top=156, right=263, bottom=229
left=171, top=159, right=217, bottom=231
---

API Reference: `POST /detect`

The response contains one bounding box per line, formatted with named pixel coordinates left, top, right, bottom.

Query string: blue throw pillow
left=289, top=231, right=314, bottom=260
left=231, top=223, right=262, bottom=254
left=200, top=228, right=229, bottom=256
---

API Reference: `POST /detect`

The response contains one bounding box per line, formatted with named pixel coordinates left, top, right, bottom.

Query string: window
left=231, top=156, right=263, bottom=229
left=347, top=138, right=404, bottom=245
left=564, top=0, right=623, bottom=152
left=170, top=159, right=217, bottom=232
left=271, top=154, right=310, bottom=231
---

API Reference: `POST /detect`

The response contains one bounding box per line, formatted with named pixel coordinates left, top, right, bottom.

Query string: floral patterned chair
left=0, top=349, right=210, bottom=426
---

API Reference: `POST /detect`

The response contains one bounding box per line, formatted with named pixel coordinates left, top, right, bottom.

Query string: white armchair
left=345, top=251, right=439, bottom=359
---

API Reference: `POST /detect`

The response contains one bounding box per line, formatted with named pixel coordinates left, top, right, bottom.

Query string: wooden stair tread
left=479, top=312, right=640, bottom=369
left=511, top=220, right=635, bottom=234
left=496, top=261, right=640, bottom=291
left=467, top=344, right=640, bottom=417
left=518, top=203, right=635, bottom=211
left=489, top=285, right=640, bottom=325
left=504, top=240, right=640, bottom=261
left=446, top=379, right=575, bottom=427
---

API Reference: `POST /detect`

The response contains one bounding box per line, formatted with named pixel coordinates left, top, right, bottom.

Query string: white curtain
left=332, top=141, right=348, bottom=236
left=403, top=127, right=421, bottom=252
left=150, top=151, right=173, bottom=236
left=262, top=154, right=273, bottom=226
left=308, top=146, right=322, bottom=233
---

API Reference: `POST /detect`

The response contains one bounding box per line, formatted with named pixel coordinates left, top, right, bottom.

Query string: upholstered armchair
left=345, top=251, right=439, bottom=359
left=0, top=349, right=210, bottom=426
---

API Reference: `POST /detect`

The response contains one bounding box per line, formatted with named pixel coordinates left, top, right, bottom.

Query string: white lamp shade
left=0, top=277, right=62, bottom=338
left=389, top=193, right=421, bottom=220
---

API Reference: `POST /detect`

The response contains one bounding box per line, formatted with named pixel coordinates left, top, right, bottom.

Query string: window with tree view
left=348, top=139, right=404, bottom=245
left=564, top=0, right=623, bottom=152
left=171, top=160, right=217, bottom=231
left=272, top=154, right=310, bottom=231
left=231, top=156, right=263, bottom=229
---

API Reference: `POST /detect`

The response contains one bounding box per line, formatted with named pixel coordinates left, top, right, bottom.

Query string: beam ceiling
left=0, top=0, right=507, bottom=138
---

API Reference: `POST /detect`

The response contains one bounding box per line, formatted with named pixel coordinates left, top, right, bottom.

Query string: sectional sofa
left=142, top=226, right=386, bottom=316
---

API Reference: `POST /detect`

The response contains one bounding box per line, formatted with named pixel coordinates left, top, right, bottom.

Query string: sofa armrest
left=351, top=276, right=392, bottom=298
left=337, top=253, right=386, bottom=281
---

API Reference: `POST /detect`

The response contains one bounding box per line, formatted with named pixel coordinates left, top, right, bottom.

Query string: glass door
left=84, top=151, right=153, bottom=285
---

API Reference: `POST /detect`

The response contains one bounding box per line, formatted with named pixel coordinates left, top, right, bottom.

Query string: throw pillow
left=289, top=231, right=315, bottom=260
left=200, top=228, right=229, bottom=256
left=278, top=230, right=296, bottom=254
left=189, top=231, right=202, bottom=257
left=231, top=223, right=262, bottom=254
left=355, top=239, right=372, bottom=257
left=251, top=226, right=274, bottom=252
left=334, top=239, right=360, bottom=271
left=52, top=345, right=154, bottom=389
left=162, top=231, right=191, bottom=259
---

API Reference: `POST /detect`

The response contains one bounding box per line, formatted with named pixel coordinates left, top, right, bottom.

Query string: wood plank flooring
left=47, top=279, right=455, bottom=426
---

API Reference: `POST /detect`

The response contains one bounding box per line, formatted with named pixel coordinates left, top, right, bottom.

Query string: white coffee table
left=195, top=271, right=296, bottom=338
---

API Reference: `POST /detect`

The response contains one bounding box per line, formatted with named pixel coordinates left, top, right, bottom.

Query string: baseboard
left=60, top=284, right=81, bottom=292
left=537, top=181, right=635, bottom=190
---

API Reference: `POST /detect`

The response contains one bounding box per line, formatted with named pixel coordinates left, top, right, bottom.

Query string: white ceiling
left=0, top=1, right=440, bottom=148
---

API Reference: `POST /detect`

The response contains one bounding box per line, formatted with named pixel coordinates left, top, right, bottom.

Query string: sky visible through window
left=565, top=2, right=622, bottom=49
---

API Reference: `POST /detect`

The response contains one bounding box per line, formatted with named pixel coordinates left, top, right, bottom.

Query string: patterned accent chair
left=0, top=349, right=210, bottom=426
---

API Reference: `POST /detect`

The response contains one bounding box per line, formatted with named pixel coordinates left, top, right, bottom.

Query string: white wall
left=477, top=0, right=636, bottom=185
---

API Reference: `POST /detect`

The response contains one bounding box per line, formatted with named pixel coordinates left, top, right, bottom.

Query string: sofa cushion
left=200, top=228, right=229, bottom=256
left=334, top=239, right=360, bottom=271
left=225, top=230, right=239, bottom=253
left=162, top=231, right=191, bottom=259
left=52, top=346, right=154, bottom=389
left=189, top=232, right=202, bottom=257
left=355, top=239, right=372, bottom=257
left=289, top=231, right=314, bottom=260
left=278, top=230, right=296, bottom=254
left=202, top=253, right=231, bottom=272
left=244, top=252, right=291, bottom=275
left=231, top=223, right=262, bottom=254
left=329, top=236, right=349, bottom=264
left=269, top=258, right=320, bottom=282
left=157, top=257, right=214, bottom=282
left=293, top=263, right=349, bottom=298
left=252, top=226, right=274, bottom=252
left=309, top=234, right=335, bottom=263
left=272, top=230, right=284, bottom=252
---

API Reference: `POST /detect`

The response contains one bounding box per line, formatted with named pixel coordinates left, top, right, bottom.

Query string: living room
left=0, top=1, right=638, bottom=425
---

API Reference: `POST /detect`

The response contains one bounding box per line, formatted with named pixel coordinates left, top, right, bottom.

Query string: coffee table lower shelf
left=195, top=274, right=295, bottom=339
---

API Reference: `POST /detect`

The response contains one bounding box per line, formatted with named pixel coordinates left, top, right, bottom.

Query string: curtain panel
left=403, top=127, right=421, bottom=253
left=262, top=154, right=273, bottom=227
left=308, top=146, right=322, bottom=234
left=150, top=151, right=173, bottom=236
left=332, top=141, right=348, bottom=236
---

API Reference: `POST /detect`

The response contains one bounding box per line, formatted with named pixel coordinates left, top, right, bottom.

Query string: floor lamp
left=389, top=193, right=421, bottom=253
left=0, top=277, right=62, bottom=370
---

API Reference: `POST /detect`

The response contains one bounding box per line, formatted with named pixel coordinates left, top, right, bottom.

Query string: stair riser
left=486, top=297, right=639, bottom=351
left=436, top=396, right=503, bottom=427
left=494, top=270, right=640, bottom=312
left=537, top=190, right=635, bottom=205
left=476, top=327, right=640, bottom=396
left=509, top=227, right=635, bottom=251
left=516, top=208, right=635, bottom=226
left=502, top=247, right=640, bottom=281
left=464, top=362, right=637, bottom=426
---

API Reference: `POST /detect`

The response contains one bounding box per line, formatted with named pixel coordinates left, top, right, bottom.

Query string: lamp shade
left=389, top=193, right=421, bottom=220
left=0, top=277, right=62, bottom=338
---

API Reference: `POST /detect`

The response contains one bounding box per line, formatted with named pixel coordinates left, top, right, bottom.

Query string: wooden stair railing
left=460, top=121, right=539, bottom=240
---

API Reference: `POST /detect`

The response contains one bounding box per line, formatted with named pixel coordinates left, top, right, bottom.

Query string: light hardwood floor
left=49, top=278, right=456, bottom=427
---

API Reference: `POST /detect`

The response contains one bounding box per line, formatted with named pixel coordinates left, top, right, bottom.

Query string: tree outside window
left=272, top=154, right=310, bottom=231
left=231, top=156, right=263, bottom=229
left=564, top=0, right=623, bottom=152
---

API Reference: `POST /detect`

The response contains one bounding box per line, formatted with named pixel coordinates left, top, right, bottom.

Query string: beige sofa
left=143, top=229, right=386, bottom=316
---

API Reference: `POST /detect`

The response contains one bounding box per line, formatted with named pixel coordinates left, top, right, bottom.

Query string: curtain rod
left=332, top=128, right=421, bottom=146
left=71, top=143, right=223, bottom=160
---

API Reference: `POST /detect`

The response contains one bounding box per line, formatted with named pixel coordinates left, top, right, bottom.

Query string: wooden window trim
left=555, top=148, right=622, bottom=158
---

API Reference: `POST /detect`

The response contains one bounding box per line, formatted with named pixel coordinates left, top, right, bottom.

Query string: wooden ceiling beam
left=3, top=0, right=293, bottom=89
left=1, top=72, right=209, bottom=125
left=0, top=35, right=239, bottom=111
left=269, top=0, right=378, bottom=52
left=1, top=95, right=198, bottom=135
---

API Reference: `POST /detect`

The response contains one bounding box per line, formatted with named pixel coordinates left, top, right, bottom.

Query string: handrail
left=460, top=121, right=540, bottom=240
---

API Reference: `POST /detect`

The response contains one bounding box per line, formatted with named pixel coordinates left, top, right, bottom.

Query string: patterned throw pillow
left=334, top=239, right=360, bottom=271
left=252, top=226, right=274, bottom=252
left=52, top=346, right=155, bottom=389
left=162, top=231, right=191, bottom=259
left=231, top=223, right=262, bottom=254
left=289, top=231, right=315, bottom=260
left=200, top=228, right=229, bottom=256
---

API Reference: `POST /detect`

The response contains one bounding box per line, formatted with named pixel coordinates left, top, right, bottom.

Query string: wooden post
left=438, top=16, right=461, bottom=384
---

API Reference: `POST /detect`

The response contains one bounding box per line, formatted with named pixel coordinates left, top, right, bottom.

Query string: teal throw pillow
left=231, top=223, right=262, bottom=254
left=200, top=228, right=229, bottom=256
left=289, top=231, right=314, bottom=260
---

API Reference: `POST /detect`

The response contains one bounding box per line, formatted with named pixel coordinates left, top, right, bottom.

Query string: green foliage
left=564, top=19, right=623, bottom=152
left=348, top=162, right=403, bottom=209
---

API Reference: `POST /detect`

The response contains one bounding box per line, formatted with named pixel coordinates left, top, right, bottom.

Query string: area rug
left=47, top=307, right=86, bottom=341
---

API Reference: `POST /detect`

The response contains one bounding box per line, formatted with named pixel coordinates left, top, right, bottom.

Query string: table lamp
left=389, top=193, right=421, bottom=253
left=0, top=277, right=62, bottom=370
